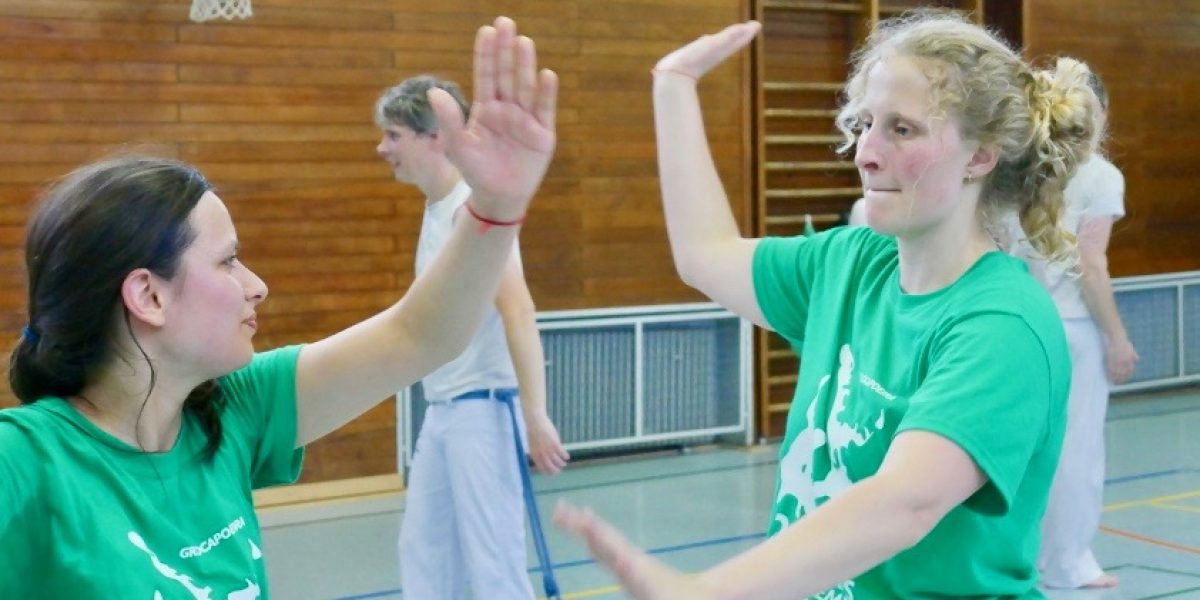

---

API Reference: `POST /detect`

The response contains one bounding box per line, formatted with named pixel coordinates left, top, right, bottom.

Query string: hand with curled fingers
left=653, top=21, right=762, bottom=83
left=1105, top=336, right=1138, bottom=384
left=428, top=16, right=557, bottom=222
left=527, top=413, right=570, bottom=476
left=553, top=501, right=718, bottom=600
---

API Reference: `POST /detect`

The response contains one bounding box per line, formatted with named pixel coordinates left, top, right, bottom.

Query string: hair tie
left=22, top=325, right=40, bottom=344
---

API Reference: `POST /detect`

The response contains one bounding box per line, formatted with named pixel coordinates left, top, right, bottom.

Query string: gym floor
left=263, top=386, right=1200, bottom=600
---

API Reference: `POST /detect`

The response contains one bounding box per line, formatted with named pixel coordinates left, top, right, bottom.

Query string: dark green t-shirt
left=0, top=345, right=304, bottom=599
left=753, top=227, right=1069, bottom=599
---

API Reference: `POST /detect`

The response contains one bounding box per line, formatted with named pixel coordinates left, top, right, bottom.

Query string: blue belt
left=450, top=388, right=561, bottom=599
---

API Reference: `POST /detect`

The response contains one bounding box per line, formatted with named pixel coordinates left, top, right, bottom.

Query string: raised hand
left=429, top=17, right=557, bottom=221
left=654, top=21, right=761, bottom=81
left=553, top=502, right=717, bottom=599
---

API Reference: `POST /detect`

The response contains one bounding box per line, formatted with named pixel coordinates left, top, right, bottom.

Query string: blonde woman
left=557, top=11, right=1097, bottom=599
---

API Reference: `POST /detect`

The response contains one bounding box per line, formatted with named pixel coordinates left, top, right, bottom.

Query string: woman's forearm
left=698, top=473, right=932, bottom=600
left=653, top=77, right=744, bottom=283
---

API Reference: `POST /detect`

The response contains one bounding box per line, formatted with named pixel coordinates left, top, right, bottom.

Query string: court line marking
left=1105, top=489, right=1200, bottom=512
left=535, top=458, right=779, bottom=496
left=556, top=585, right=621, bottom=599
left=332, top=533, right=766, bottom=600
left=1136, top=585, right=1200, bottom=600
left=1100, top=525, right=1200, bottom=556
left=1105, top=468, right=1197, bottom=486
left=1152, top=502, right=1200, bottom=514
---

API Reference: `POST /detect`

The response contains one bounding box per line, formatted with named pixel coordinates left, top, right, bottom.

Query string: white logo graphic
left=129, top=532, right=214, bottom=600
left=180, top=517, right=247, bottom=559
left=127, top=522, right=262, bottom=599
left=772, top=345, right=894, bottom=598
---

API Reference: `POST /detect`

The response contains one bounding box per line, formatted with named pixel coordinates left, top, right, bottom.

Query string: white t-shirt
left=414, top=180, right=522, bottom=401
left=1018, top=155, right=1126, bottom=319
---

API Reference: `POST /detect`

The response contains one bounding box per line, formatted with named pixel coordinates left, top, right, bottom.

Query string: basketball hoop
left=189, top=0, right=253, bottom=23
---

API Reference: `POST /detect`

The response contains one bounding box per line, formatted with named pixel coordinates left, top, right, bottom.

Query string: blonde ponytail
left=1017, top=58, right=1094, bottom=266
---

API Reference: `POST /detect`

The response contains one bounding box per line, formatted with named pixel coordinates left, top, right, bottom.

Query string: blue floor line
left=330, top=532, right=768, bottom=600
left=1106, top=468, right=1197, bottom=486
left=534, top=458, right=779, bottom=496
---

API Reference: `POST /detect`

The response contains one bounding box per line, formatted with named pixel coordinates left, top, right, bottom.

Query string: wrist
left=652, top=66, right=699, bottom=83
left=1104, top=329, right=1130, bottom=345
left=465, top=201, right=525, bottom=233
left=522, top=406, right=550, bottom=421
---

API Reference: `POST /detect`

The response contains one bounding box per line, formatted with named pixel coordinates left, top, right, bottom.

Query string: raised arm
left=292, top=17, right=558, bottom=446
left=653, top=22, right=768, bottom=328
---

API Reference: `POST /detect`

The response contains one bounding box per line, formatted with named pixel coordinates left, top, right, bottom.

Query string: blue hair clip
left=22, top=325, right=39, bottom=344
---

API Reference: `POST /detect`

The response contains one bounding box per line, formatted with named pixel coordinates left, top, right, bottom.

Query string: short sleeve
left=219, top=344, right=305, bottom=489
left=753, top=227, right=890, bottom=343
left=753, top=235, right=816, bottom=341
left=897, top=313, right=1056, bottom=515
left=0, top=421, right=41, bottom=537
left=1082, top=160, right=1125, bottom=220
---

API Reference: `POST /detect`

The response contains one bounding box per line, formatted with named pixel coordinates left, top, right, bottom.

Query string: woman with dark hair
left=0, top=16, right=556, bottom=598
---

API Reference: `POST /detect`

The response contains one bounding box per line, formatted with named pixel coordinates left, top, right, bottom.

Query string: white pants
left=399, top=398, right=533, bottom=600
left=1038, top=318, right=1109, bottom=588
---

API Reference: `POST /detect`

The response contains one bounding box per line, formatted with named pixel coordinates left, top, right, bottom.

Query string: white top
left=414, top=180, right=523, bottom=401
left=1018, top=155, right=1126, bottom=319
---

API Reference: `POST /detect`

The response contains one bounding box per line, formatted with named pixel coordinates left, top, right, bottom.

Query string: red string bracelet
left=465, top=201, right=526, bottom=234
left=651, top=67, right=698, bottom=82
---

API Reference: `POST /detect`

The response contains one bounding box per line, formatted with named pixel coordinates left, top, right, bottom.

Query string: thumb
left=427, top=88, right=466, bottom=156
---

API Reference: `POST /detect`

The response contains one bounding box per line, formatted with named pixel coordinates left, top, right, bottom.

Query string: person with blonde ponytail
left=555, top=11, right=1096, bottom=599
left=1018, top=71, right=1136, bottom=590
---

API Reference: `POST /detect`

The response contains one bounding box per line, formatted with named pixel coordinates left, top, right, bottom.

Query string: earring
left=964, top=173, right=975, bottom=184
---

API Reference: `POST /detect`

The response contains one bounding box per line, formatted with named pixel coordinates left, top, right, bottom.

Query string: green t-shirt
left=0, top=345, right=304, bottom=599
left=753, top=227, right=1069, bottom=599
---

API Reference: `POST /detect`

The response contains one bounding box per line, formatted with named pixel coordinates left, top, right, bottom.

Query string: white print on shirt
left=128, top=532, right=213, bottom=600
left=181, top=516, right=247, bottom=559
left=772, top=345, right=888, bottom=599
left=128, top=530, right=262, bottom=600
left=812, top=582, right=856, bottom=600
left=858, top=373, right=895, bottom=401
left=774, top=344, right=895, bottom=516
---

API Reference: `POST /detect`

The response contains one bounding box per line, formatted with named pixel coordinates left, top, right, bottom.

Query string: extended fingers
left=494, top=16, right=517, bottom=101
left=516, top=36, right=537, bottom=111
left=535, top=69, right=558, bottom=130
left=474, top=25, right=497, bottom=103
left=427, top=88, right=465, bottom=152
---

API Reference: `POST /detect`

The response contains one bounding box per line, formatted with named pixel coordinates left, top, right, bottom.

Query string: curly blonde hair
left=835, top=10, right=1096, bottom=265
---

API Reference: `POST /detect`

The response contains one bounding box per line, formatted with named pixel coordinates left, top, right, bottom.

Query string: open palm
left=655, top=21, right=761, bottom=81
left=554, top=502, right=717, bottom=599
left=429, top=17, right=557, bottom=221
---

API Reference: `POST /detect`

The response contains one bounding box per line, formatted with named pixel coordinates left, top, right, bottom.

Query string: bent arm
left=697, top=431, right=986, bottom=599
left=285, top=17, right=556, bottom=447
left=293, top=213, right=518, bottom=446
left=654, top=78, right=764, bottom=327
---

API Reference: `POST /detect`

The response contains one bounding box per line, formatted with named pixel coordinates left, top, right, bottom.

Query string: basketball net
left=189, top=0, right=253, bottom=23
